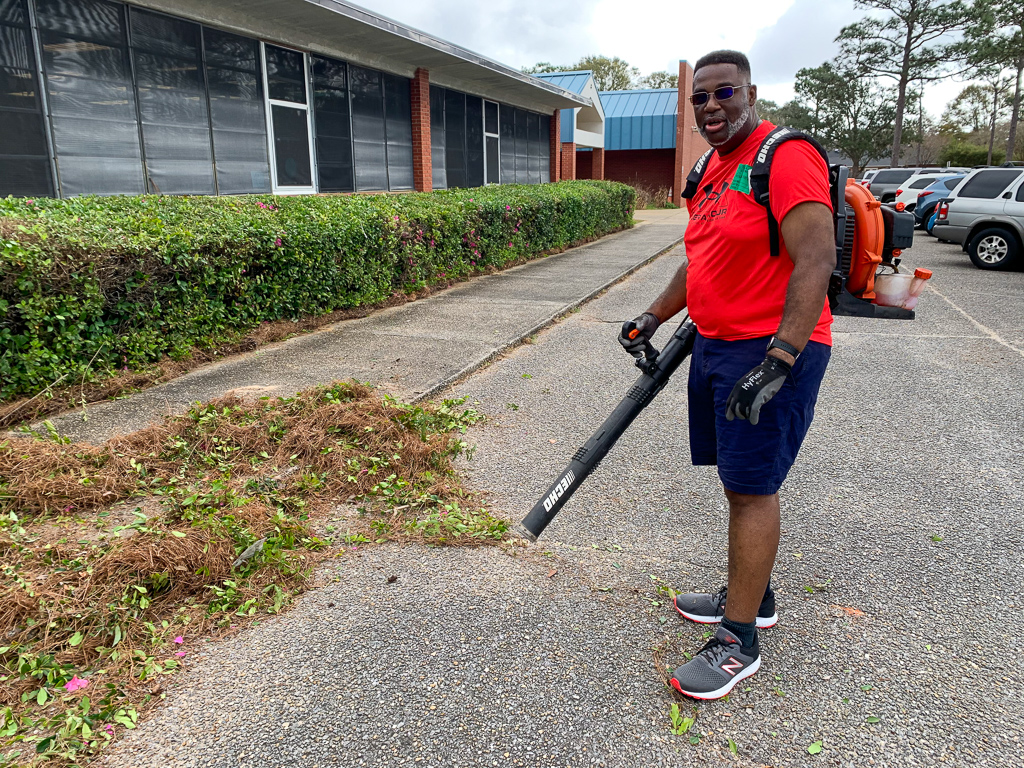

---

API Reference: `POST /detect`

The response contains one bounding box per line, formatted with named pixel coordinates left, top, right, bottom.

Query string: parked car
left=932, top=167, right=1024, bottom=269
left=895, top=173, right=961, bottom=212
left=912, top=175, right=966, bottom=230
left=860, top=169, right=880, bottom=185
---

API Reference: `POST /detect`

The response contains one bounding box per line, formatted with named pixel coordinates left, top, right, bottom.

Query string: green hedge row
left=0, top=181, right=634, bottom=401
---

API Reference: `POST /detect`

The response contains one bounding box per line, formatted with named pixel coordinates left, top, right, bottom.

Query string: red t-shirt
left=684, top=120, right=834, bottom=345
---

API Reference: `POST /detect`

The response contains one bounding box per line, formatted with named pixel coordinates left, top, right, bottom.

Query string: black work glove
left=725, top=355, right=792, bottom=426
left=618, top=312, right=660, bottom=359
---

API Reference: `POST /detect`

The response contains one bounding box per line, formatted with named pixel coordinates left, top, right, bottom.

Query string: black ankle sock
left=721, top=617, right=757, bottom=650
left=764, top=579, right=773, bottom=600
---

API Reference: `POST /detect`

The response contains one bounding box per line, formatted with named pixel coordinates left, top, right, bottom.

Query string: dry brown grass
left=0, top=381, right=502, bottom=765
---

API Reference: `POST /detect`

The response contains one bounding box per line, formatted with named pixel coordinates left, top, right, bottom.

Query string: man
left=619, top=50, right=835, bottom=700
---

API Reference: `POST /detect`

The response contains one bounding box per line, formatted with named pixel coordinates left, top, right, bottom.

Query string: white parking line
left=924, top=284, right=1024, bottom=359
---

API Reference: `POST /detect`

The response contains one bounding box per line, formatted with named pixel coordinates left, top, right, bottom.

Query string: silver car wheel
left=977, top=235, right=1009, bottom=264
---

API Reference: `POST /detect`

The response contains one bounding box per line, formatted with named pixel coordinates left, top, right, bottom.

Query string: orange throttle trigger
left=628, top=328, right=640, bottom=340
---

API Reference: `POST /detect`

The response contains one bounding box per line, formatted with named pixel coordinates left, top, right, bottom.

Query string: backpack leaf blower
left=518, top=129, right=926, bottom=541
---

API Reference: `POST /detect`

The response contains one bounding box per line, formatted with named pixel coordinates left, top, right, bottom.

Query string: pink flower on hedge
left=505, top=205, right=511, bottom=210
left=393, top=216, right=400, bottom=221
left=430, top=239, right=435, bottom=247
left=64, top=676, right=89, bottom=692
left=275, top=238, right=282, bottom=247
left=26, top=199, right=35, bottom=205
left=508, top=242, right=513, bottom=247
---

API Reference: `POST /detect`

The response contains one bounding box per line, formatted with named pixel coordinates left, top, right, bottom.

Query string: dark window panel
left=539, top=114, right=550, bottom=182
left=312, top=56, right=346, bottom=91
left=207, top=66, right=260, bottom=100
left=0, top=157, right=52, bottom=196
left=50, top=114, right=142, bottom=158
left=527, top=111, right=541, bottom=183
left=212, top=129, right=268, bottom=163
left=56, top=154, right=144, bottom=194
left=0, top=24, right=33, bottom=69
left=485, top=135, right=498, bottom=184
left=129, top=8, right=199, bottom=58
left=499, top=103, right=514, bottom=184
left=215, top=160, right=271, bottom=194
left=484, top=100, right=498, bottom=135
left=350, top=65, right=386, bottom=191
left=0, top=0, right=27, bottom=26
left=265, top=44, right=305, bottom=104
left=46, top=74, right=134, bottom=120
left=41, top=33, right=132, bottom=83
left=465, top=95, right=483, bottom=188
left=1, top=109, right=47, bottom=154
left=383, top=72, right=412, bottom=190
left=36, top=0, right=124, bottom=45
left=271, top=104, right=311, bottom=186
left=0, top=66, right=38, bottom=110
left=133, top=52, right=203, bottom=92
left=203, top=28, right=257, bottom=70
left=444, top=89, right=465, bottom=188
left=514, top=108, right=528, bottom=183
left=430, top=85, right=445, bottom=189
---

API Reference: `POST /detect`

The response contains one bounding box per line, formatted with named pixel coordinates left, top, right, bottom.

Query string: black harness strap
left=680, top=126, right=831, bottom=257
left=749, top=127, right=830, bottom=256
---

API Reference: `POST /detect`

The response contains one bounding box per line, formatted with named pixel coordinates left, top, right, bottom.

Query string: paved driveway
left=103, top=232, right=1023, bottom=768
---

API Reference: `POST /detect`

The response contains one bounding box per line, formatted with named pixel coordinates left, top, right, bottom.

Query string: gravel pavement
left=100, top=232, right=1024, bottom=768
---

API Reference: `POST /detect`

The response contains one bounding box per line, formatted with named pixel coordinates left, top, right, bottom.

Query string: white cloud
left=348, top=0, right=971, bottom=117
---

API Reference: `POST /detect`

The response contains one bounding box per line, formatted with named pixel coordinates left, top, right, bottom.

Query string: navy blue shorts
left=688, top=333, right=831, bottom=496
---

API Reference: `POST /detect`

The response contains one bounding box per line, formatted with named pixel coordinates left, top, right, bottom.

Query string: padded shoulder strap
left=681, top=148, right=715, bottom=200
left=749, top=126, right=831, bottom=256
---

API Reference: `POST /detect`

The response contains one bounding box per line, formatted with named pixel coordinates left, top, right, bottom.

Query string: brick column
left=549, top=109, right=560, bottom=182
left=560, top=142, right=577, bottom=180
left=410, top=67, right=432, bottom=192
left=592, top=147, right=605, bottom=180
left=674, top=60, right=709, bottom=207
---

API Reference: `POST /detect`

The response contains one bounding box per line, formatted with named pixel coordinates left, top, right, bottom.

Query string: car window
left=872, top=170, right=914, bottom=184
left=1017, top=183, right=1024, bottom=202
left=943, top=178, right=963, bottom=190
left=958, top=169, right=1023, bottom=198
left=910, top=177, right=934, bottom=188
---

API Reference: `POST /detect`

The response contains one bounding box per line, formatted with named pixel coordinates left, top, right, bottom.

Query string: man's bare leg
left=722, top=489, right=780, bottom=626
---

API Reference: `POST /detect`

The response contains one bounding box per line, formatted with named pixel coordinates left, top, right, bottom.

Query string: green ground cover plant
left=0, top=181, right=634, bottom=409
left=0, top=381, right=504, bottom=766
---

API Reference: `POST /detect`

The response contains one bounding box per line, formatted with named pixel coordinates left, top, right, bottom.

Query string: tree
left=575, top=55, right=640, bottom=91
left=523, top=56, right=640, bottom=90
left=942, top=85, right=994, bottom=133
left=792, top=58, right=898, bottom=176
left=522, top=62, right=567, bottom=75
left=757, top=99, right=815, bottom=131
left=958, top=0, right=1024, bottom=160
left=837, top=0, right=969, bottom=167
left=636, top=71, right=678, bottom=89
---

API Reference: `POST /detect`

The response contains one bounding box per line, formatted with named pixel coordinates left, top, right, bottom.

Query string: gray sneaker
left=670, top=625, right=761, bottom=700
left=674, top=586, right=778, bottom=628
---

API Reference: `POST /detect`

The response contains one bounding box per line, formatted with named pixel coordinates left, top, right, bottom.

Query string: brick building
left=532, top=71, right=605, bottom=183
left=0, top=0, right=589, bottom=197
left=569, top=61, right=710, bottom=207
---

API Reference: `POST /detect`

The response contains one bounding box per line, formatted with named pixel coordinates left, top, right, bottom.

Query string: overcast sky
left=350, top=0, right=962, bottom=116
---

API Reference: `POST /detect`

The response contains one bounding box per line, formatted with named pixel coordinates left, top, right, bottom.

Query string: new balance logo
left=721, top=657, right=745, bottom=676
left=542, top=470, right=576, bottom=512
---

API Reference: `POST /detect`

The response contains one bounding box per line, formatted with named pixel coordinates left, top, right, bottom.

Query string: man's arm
left=645, top=258, right=688, bottom=323
left=767, top=201, right=835, bottom=365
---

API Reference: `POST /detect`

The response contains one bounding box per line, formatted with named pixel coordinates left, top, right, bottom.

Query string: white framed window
left=261, top=42, right=316, bottom=194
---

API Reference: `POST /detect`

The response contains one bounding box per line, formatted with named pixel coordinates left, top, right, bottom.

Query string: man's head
left=692, top=50, right=759, bottom=154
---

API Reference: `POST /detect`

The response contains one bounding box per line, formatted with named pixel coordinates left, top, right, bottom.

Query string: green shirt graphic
left=729, top=164, right=752, bottom=195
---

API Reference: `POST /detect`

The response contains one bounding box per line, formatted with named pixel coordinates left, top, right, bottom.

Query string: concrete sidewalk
left=46, top=208, right=687, bottom=444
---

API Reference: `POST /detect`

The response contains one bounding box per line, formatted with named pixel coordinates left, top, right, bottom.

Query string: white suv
left=932, top=167, right=1024, bottom=269
left=894, top=173, right=956, bottom=211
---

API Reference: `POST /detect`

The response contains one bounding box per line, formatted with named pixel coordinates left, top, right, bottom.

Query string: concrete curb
left=412, top=231, right=684, bottom=402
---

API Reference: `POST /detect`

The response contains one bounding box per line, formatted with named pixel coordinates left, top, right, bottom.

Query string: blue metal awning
left=600, top=89, right=677, bottom=150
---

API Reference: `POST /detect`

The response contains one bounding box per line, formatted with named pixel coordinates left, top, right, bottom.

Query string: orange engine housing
left=844, top=180, right=883, bottom=300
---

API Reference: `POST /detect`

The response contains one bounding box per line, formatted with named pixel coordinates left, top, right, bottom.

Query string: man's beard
left=698, top=104, right=753, bottom=145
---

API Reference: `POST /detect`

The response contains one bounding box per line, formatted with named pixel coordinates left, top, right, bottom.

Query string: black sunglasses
left=689, top=84, right=751, bottom=106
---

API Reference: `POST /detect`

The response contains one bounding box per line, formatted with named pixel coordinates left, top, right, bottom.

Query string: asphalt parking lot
left=103, top=230, right=1023, bottom=768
